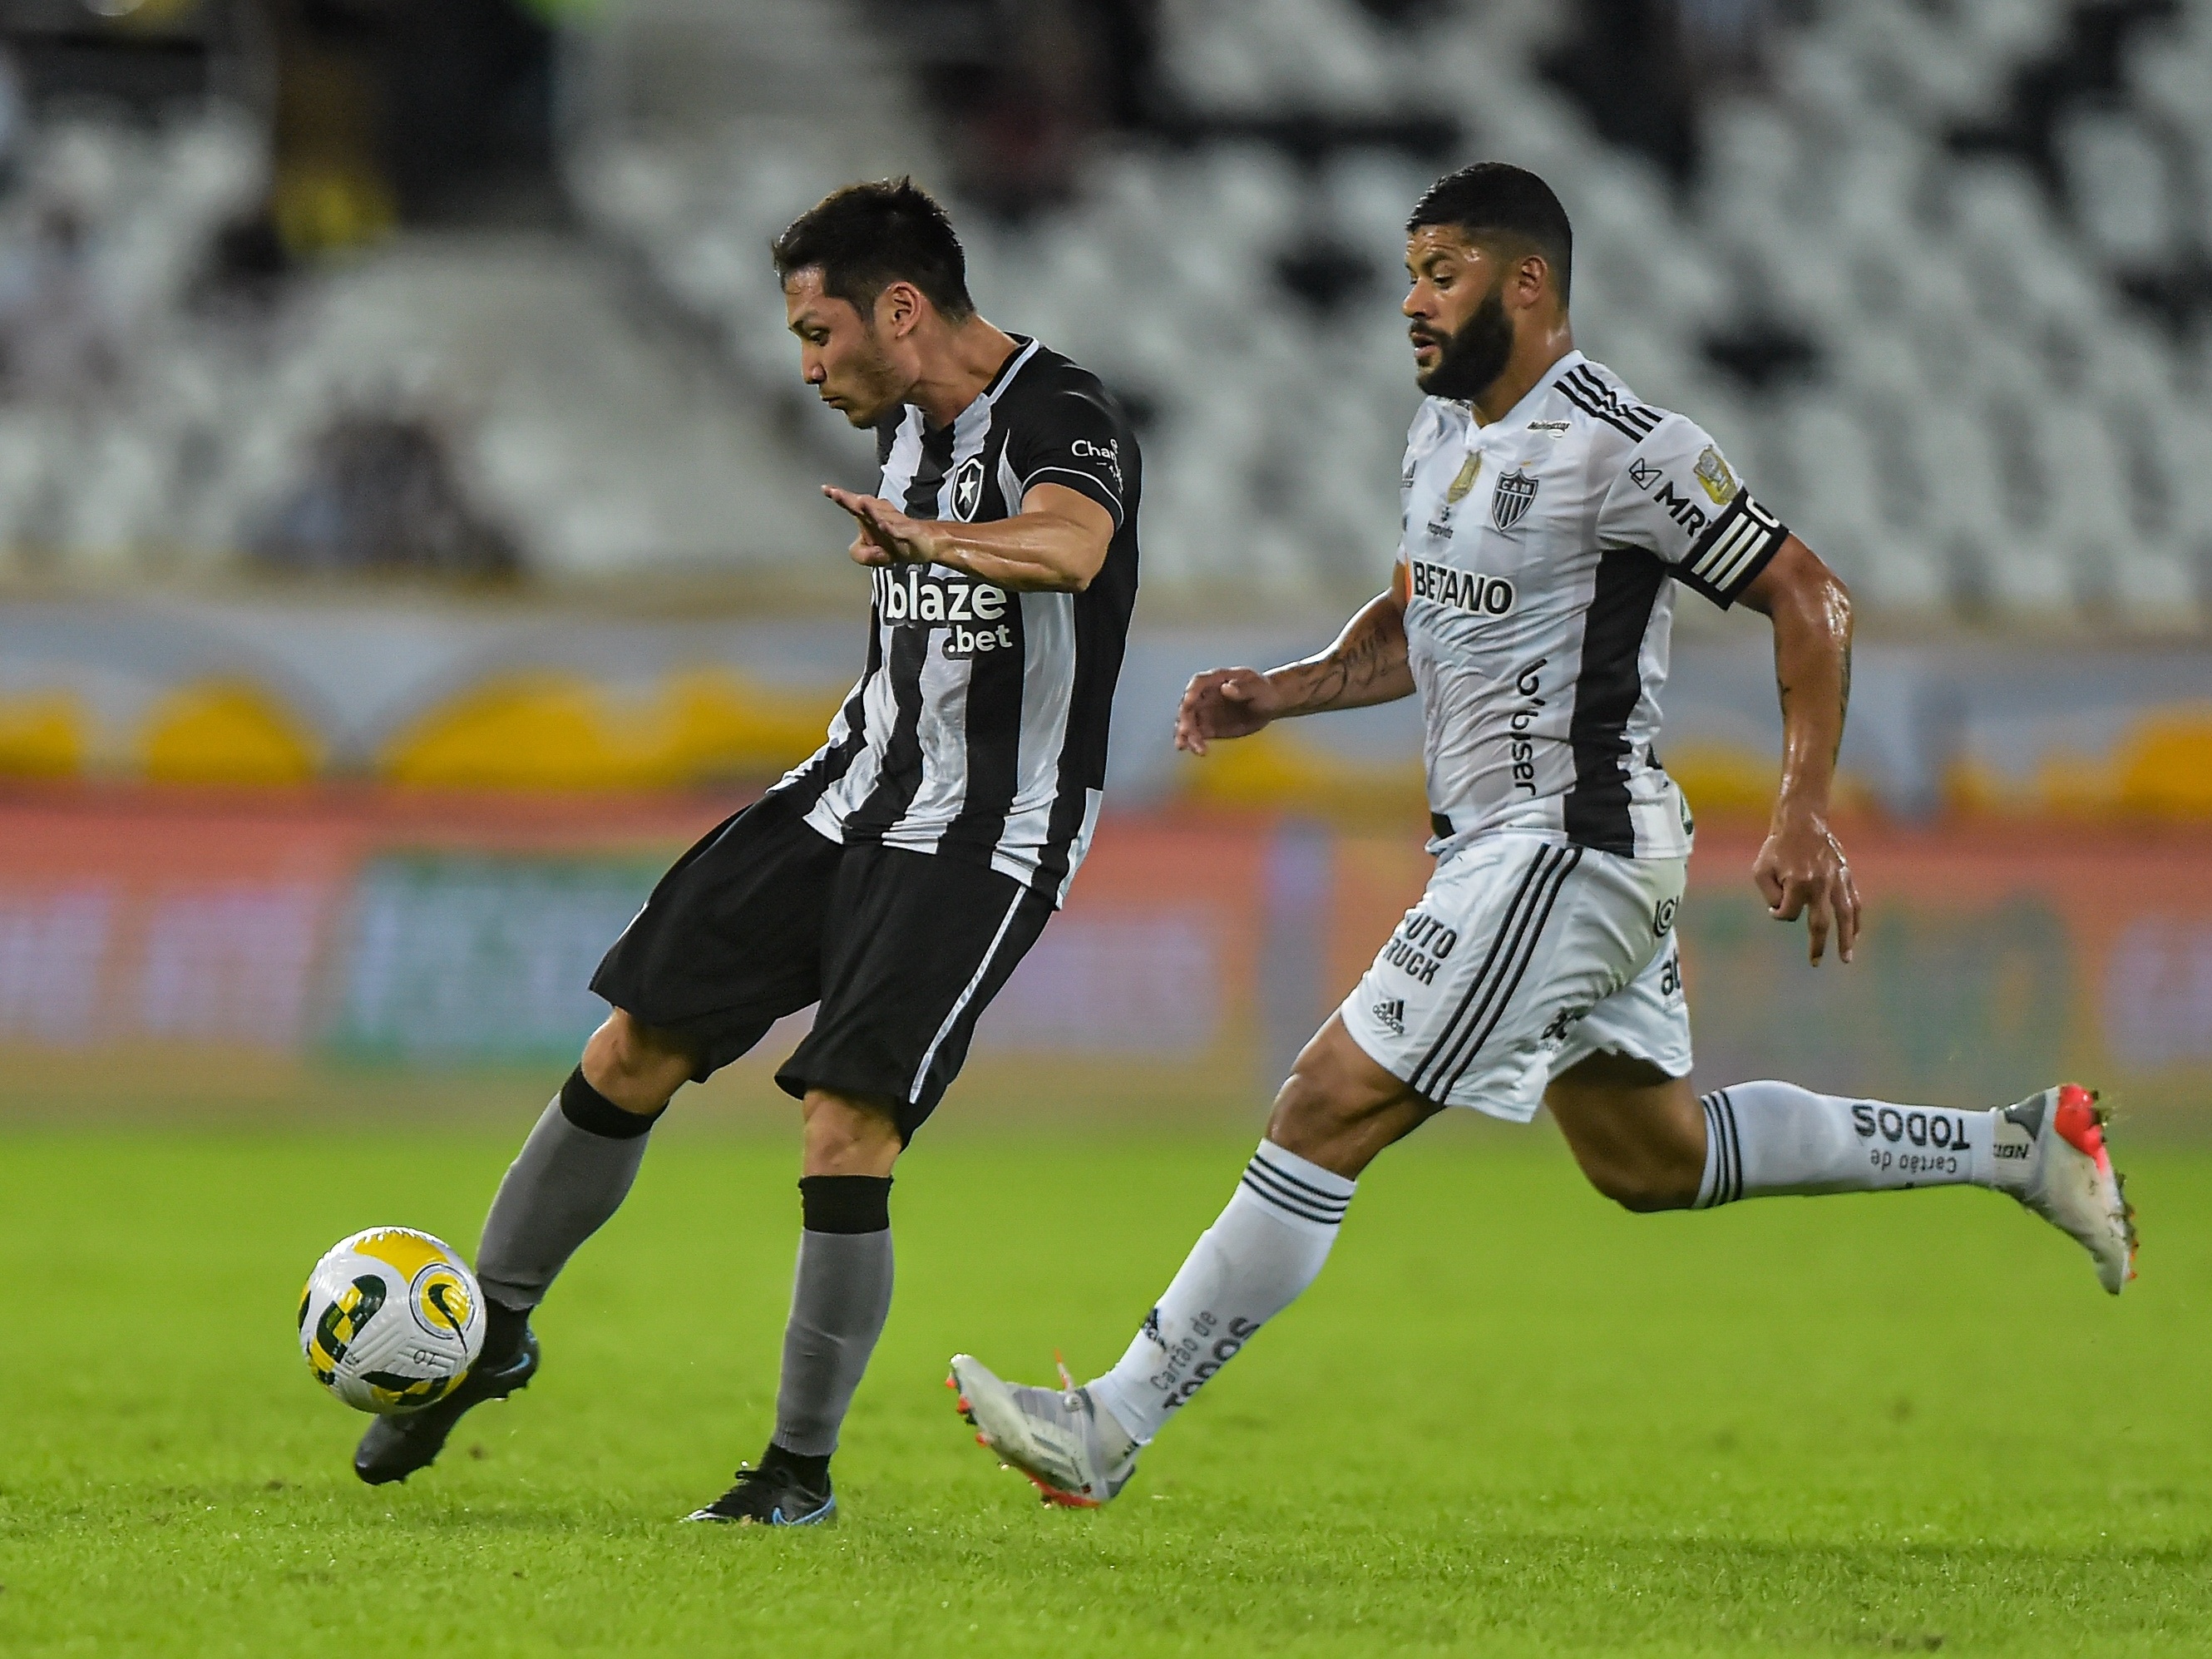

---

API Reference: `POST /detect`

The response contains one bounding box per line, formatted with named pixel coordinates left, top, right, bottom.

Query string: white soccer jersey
left=1399, top=350, right=1789, bottom=860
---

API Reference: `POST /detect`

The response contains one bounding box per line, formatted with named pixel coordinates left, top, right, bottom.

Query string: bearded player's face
left=785, top=269, right=909, bottom=429
left=1402, top=226, right=1516, bottom=402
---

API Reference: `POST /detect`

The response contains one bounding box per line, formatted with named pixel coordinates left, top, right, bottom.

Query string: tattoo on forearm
left=1320, top=633, right=1378, bottom=705
left=1293, top=613, right=1395, bottom=712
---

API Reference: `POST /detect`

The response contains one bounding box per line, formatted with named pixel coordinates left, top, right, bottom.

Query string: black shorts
left=590, top=792, right=1053, bottom=1140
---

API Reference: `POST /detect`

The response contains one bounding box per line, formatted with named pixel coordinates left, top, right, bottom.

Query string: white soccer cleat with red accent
left=947, top=1353, right=1138, bottom=1508
left=1996, top=1084, right=2136, bottom=1294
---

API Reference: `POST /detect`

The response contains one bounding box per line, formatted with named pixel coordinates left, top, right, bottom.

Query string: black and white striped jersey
left=1400, top=350, right=1790, bottom=861
left=773, top=338, right=1140, bottom=904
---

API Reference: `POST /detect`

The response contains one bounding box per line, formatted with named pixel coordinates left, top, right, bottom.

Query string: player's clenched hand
left=1752, top=812, right=1861, bottom=965
left=823, top=486, right=946, bottom=568
left=1175, top=668, right=1282, bottom=755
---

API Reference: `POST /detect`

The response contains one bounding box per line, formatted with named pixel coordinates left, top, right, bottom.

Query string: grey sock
left=772, top=1177, right=895, bottom=1459
left=476, top=1070, right=659, bottom=1311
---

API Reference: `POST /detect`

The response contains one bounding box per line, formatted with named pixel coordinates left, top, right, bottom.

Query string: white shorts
left=1340, top=834, right=1691, bottom=1122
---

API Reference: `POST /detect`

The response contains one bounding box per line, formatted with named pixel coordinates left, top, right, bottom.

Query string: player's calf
left=1590, top=1075, right=2138, bottom=1294
left=1546, top=1051, right=1706, bottom=1212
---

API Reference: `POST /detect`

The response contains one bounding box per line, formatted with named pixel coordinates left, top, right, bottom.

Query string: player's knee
left=801, top=1089, right=902, bottom=1176
left=1265, top=1069, right=1350, bottom=1155
left=1264, top=1034, right=1425, bottom=1178
left=581, top=1010, right=694, bottom=1113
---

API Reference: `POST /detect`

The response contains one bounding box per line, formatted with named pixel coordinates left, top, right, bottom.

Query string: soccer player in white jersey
left=947, top=161, right=2137, bottom=1508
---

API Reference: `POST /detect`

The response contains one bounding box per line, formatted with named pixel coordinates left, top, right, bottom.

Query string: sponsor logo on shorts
left=1409, top=559, right=1516, bottom=616
left=1371, top=997, right=1405, bottom=1036
left=1652, top=896, right=1678, bottom=938
left=1381, top=910, right=1459, bottom=986
left=876, top=566, right=1016, bottom=657
left=1539, top=1005, right=1587, bottom=1044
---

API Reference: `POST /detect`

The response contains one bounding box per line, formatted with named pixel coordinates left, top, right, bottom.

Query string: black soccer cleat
left=684, top=1449, right=837, bottom=1527
left=352, top=1325, right=540, bottom=1486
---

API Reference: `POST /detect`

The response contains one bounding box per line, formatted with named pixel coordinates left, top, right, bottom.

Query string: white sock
left=1088, top=1141, right=1354, bottom=1446
left=1696, top=1080, right=2025, bottom=1205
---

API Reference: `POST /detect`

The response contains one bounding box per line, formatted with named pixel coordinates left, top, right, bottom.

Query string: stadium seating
left=570, top=0, right=2208, bottom=627
left=0, top=0, right=2205, bottom=629
left=0, top=95, right=823, bottom=585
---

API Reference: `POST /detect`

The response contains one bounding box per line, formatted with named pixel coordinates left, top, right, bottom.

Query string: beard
left=1413, top=280, right=1515, bottom=401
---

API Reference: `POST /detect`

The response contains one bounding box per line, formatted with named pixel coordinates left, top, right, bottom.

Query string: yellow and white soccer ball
left=298, top=1227, right=485, bottom=1415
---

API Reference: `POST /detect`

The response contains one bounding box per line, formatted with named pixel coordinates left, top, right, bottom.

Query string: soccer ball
left=299, top=1227, right=485, bottom=1415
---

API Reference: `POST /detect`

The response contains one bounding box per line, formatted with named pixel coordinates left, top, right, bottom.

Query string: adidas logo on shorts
left=1372, top=997, right=1405, bottom=1036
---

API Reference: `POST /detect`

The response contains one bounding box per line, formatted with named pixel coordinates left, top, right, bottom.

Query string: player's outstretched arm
left=1738, top=534, right=1861, bottom=965
left=1175, top=565, right=1414, bottom=755
left=822, top=481, right=1112, bottom=592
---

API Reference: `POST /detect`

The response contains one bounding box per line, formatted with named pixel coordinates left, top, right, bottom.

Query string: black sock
left=759, top=1439, right=832, bottom=1489
left=481, top=1299, right=531, bottom=1369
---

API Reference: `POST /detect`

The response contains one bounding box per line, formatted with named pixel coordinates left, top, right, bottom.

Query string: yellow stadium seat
left=2113, top=710, right=2212, bottom=819
left=140, top=681, right=321, bottom=786
left=0, top=693, right=86, bottom=779
left=1178, top=727, right=1425, bottom=827
left=379, top=670, right=842, bottom=790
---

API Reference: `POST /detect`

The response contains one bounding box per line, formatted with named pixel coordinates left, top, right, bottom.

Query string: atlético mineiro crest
left=950, top=454, right=986, bottom=521
left=1491, top=467, right=1538, bottom=532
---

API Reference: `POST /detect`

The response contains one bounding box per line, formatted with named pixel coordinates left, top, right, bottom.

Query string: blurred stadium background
left=2, top=0, right=2209, bottom=1123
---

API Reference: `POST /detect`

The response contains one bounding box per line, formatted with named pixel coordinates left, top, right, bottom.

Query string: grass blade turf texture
left=2, top=1123, right=2208, bottom=1656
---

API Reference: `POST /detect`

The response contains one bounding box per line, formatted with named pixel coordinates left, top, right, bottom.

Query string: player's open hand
left=1752, top=812, right=1861, bottom=965
left=1175, top=667, right=1282, bottom=754
left=823, top=486, right=945, bottom=568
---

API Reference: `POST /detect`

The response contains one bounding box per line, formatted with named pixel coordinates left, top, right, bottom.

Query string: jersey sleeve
left=1006, top=384, right=1132, bottom=528
left=1594, top=413, right=1789, bottom=609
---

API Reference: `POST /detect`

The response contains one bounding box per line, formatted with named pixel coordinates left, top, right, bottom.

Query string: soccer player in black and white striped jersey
left=949, top=163, right=2136, bottom=1510
left=349, top=179, right=1141, bottom=1525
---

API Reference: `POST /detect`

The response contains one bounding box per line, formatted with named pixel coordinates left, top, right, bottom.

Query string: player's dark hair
left=772, top=176, right=975, bottom=323
left=1408, top=162, right=1573, bottom=306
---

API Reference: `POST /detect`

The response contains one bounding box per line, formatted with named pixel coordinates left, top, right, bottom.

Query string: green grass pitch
left=4, top=1118, right=2210, bottom=1656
